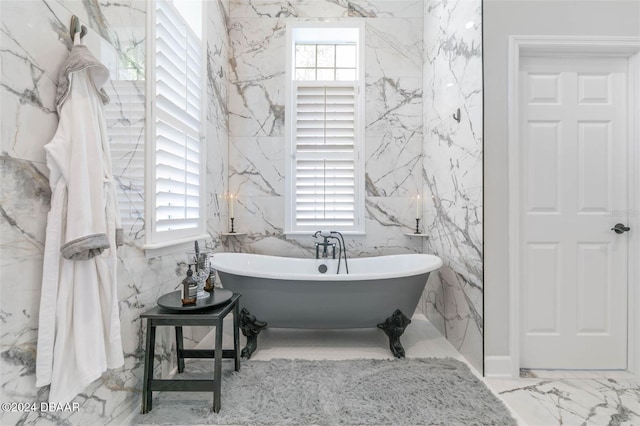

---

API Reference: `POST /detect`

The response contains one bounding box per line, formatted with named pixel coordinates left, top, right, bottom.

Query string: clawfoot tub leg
left=239, top=308, right=267, bottom=359
left=377, top=309, right=412, bottom=358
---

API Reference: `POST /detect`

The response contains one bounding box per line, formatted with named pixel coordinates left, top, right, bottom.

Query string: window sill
left=143, top=233, right=211, bottom=258
left=285, top=231, right=366, bottom=239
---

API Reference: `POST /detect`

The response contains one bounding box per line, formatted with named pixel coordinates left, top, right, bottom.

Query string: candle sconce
left=222, top=218, right=246, bottom=237
left=404, top=215, right=428, bottom=239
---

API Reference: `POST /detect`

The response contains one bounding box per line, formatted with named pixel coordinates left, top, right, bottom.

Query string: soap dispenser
left=181, top=265, right=198, bottom=305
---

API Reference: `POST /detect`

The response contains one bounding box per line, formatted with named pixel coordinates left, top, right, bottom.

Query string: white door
left=519, top=56, right=629, bottom=369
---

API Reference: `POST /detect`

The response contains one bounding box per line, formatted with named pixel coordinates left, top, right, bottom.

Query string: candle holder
left=230, top=217, right=236, bottom=234
left=415, top=218, right=421, bottom=234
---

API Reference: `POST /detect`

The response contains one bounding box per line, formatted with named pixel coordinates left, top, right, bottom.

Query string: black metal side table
left=140, top=292, right=241, bottom=414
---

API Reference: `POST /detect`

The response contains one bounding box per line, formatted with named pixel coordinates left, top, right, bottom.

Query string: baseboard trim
left=484, top=356, right=514, bottom=378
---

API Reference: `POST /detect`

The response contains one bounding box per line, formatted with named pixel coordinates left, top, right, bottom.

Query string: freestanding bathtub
left=211, top=252, right=443, bottom=358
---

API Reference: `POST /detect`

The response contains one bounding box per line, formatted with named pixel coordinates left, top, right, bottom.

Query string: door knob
left=611, top=223, right=631, bottom=234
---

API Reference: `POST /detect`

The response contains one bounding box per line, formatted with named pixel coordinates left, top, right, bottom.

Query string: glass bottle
left=181, top=265, right=198, bottom=305
left=205, top=269, right=215, bottom=293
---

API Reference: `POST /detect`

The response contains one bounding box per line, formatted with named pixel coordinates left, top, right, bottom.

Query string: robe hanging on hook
left=69, top=15, right=88, bottom=41
left=452, top=108, right=461, bottom=123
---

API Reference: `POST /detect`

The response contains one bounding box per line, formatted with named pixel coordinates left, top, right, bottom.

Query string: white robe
left=36, top=38, right=124, bottom=404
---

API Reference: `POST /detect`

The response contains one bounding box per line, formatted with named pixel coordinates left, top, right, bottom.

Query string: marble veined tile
left=366, top=18, right=423, bottom=78
left=221, top=195, right=423, bottom=258
left=229, top=0, right=423, bottom=19
left=422, top=0, right=483, bottom=374
left=229, top=137, right=285, bottom=197
left=423, top=188, right=482, bottom=275
left=229, top=0, right=347, bottom=18
left=207, top=46, right=230, bottom=133
left=206, top=0, right=231, bottom=241
left=359, top=196, right=423, bottom=256
left=346, top=1, right=424, bottom=18
left=0, top=0, right=62, bottom=163
left=525, top=369, right=637, bottom=380
left=222, top=195, right=314, bottom=257
left=366, top=134, right=422, bottom=197
left=420, top=270, right=446, bottom=334
left=437, top=264, right=483, bottom=372
left=488, top=377, right=640, bottom=426
left=228, top=18, right=286, bottom=81
left=365, top=76, right=423, bottom=141
left=228, top=73, right=286, bottom=137
left=0, top=156, right=50, bottom=350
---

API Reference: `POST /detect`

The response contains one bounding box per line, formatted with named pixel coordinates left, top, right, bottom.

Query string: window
left=285, top=24, right=365, bottom=234
left=145, top=0, right=207, bottom=250
left=294, top=44, right=357, bottom=81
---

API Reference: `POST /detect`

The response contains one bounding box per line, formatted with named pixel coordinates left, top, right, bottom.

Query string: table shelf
left=140, top=293, right=241, bottom=414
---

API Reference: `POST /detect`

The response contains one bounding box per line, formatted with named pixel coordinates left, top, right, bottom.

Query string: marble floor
left=486, top=372, right=640, bottom=426
left=146, top=315, right=640, bottom=426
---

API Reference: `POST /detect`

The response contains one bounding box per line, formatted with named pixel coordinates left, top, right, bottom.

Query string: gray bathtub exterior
left=217, top=271, right=431, bottom=329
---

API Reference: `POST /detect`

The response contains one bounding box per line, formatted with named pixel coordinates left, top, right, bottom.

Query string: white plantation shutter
left=294, top=83, right=357, bottom=228
left=104, top=81, right=145, bottom=231
left=152, top=0, right=203, bottom=236
left=286, top=25, right=364, bottom=234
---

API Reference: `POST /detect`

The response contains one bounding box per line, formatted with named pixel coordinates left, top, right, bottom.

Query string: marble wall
left=0, top=2, right=484, bottom=423
left=206, top=0, right=231, bottom=242
left=420, top=0, right=484, bottom=372
left=224, top=0, right=485, bottom=372
left=0, top=0, right=229, bottom=423
left=224, top=0, right=425, bottom=258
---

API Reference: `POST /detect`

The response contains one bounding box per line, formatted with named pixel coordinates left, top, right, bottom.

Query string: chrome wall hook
left=452, top=108, right=461, bottom=123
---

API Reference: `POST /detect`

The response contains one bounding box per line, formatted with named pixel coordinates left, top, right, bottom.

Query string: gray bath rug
left=134, top=358, right=516, bottom=426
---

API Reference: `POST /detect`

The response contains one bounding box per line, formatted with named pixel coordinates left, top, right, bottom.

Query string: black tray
left=157, top=289, right=233, bottom=312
